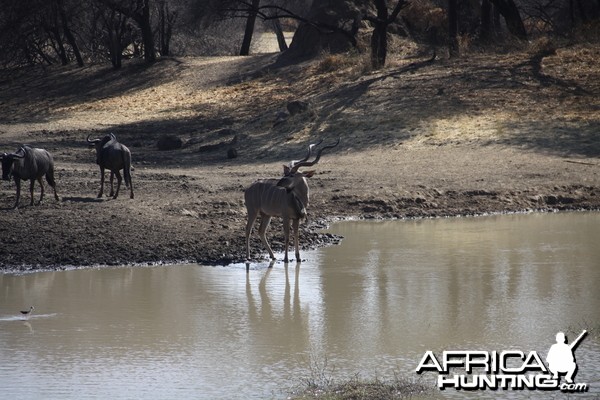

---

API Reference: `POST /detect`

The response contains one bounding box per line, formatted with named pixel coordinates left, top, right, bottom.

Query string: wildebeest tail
left=123, top=149, right=132, bottom=188
left=45, top=155, right=57, bottom=188
left=45, top=170, right=57, bottom=187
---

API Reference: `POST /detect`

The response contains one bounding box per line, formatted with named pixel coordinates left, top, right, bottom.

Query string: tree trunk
left=490, top=0, right=527, bottom=40
left=240, top=0, right=261, bottom=56
left=158, top=1, right=174, bottom=56
left=281, top=0, right=362, bottom=62
left=272, top=19, right=288, bottom=52
left=371, top=0, right=389, bottom=69
left=448, top=0, right=459, bottom=57
left=480, top=0, right=491, bottom=41
left=58, top=1, right=84, bottom=66
left=370, top=24, right=387, bottom=69
left=47, top=26, right=69, bottom=65
left=492, top=3, right=501, bottom=35
left=139, top=0, right=155, bottom=62
left=99, top=0, right=156, bottom=63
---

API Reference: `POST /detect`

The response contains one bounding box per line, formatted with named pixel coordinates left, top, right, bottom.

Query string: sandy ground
left=0, top=43, right=599, bottom=271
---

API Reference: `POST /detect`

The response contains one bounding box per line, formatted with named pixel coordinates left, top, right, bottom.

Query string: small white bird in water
left=20, top=306, right=34, bottom=316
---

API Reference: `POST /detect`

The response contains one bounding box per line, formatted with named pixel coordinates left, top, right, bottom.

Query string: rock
left=287, top=100, right=310, bottom=115
left=227, top=148, right=238, bottom=159
left=157, top=135, right=183, bottom=151
left=545, top=195, right=558, bottom=205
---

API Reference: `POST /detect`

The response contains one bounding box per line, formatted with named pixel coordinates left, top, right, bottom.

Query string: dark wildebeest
left=244, top=138, right=339, bottom=263
left=86, top=133, right=134, bottom=199
left=0, top=145, right=60, bottom=209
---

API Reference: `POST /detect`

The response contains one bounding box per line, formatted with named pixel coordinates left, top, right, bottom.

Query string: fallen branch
left=564, top=160, right=597, bottom=166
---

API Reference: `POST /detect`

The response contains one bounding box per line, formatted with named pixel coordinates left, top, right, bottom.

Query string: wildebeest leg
left=128, top=173, right=134, bottom=199
left=36, top=176, right=45, bottom=205
left=245, top=209, right=259, bottom=260
left=29, top=179, right=36, bottom=206
left=292, top=219, right=301, bottom=262
left=13, top=178, right=21, bottom=209
left=109, top=172, right=115, bottom=197
left=258, top=215, right=275, bottom=260
left=98, top=166, right=105, bottom=198
left=113, top=170, right=122, bottom=199
left=283, top=217, right=291, bottom=263
left=123, top=152, right=134, bottom=199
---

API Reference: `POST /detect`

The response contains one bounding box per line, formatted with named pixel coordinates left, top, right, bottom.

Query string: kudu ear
left=303, top=170, right=316, bottom=178
left=283, top=165, right=291, bottom=176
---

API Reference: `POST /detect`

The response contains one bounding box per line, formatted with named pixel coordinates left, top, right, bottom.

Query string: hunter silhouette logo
left=546, top=330, right=587, bottom=384
left=415, top=330, right=589, bottom=392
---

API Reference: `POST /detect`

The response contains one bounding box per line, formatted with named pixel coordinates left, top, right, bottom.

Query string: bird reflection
left=22, top=321, right=34, bottom=334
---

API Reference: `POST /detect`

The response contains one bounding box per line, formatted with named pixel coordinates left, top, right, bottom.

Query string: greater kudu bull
left=1, top=145, right=59, bottom=208
left=244, top=138, right=340, bottom=263
left=87, top=133, right=134, bottom=199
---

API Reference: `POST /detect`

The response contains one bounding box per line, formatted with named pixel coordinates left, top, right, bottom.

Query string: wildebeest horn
left=289, top=138, right=340, bottom=173
left=13, top=147, right=26, bottom=158
left=87, top=134, right=100, bottom=143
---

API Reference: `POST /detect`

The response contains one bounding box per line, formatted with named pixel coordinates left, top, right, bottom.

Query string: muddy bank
left=1, top=146, right=597, bottom=273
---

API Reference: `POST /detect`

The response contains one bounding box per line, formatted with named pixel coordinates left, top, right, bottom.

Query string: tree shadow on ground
left=487, top=119, right=600, bottom=157
left=2, top=50, right=598, bottom=166
left=300, top=49, right=599, bottom=158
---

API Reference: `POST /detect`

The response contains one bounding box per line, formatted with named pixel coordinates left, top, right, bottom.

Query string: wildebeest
left=0, top=145, right=60, bottom=209
left=86, top=133, right=134, bottom=199
left=244, top=138, right=339, bottom=263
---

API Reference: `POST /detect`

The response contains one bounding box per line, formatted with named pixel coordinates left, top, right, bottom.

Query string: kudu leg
left=245, top=211, right=259, bottom=260
left=283, top=218, right=291, bottom=263
left=292, top=219, right=301, bottom=262
left=258, top=215, right=275, bottom=260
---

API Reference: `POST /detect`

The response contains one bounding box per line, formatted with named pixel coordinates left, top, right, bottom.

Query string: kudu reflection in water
left=246, top=262, right=302, bottom=329
left=244, top=139, right=339, bottom=263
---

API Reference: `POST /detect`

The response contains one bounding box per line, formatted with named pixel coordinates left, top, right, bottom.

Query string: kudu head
left=276, top=138, right=340, bottom=218
left=0, top=147, right=26, bottom=181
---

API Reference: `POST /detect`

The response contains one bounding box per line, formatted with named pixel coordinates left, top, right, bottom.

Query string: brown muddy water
left=1, top=212, right=599, bottom=399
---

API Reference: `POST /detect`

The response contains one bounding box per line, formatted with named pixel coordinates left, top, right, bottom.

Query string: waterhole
left=1, top=212, right=598, bottom=399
